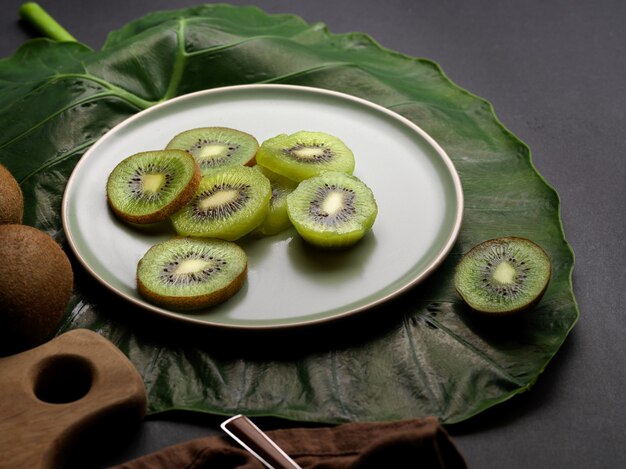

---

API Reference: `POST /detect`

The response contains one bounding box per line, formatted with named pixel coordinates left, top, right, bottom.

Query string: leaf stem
left=19, top=2, right=77, bottom=42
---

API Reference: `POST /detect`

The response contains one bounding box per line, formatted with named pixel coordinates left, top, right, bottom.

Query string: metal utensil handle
left=221, top=414, right=302, bottom=469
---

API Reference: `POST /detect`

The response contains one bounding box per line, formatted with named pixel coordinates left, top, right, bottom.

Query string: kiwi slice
left=256, top=131, right=355, bottom=182
left=166, top=127, right=258, bottom=175
left=171, top=166, right=271, bottom=241
left=137, top=237, right=247, bottom=311
left=0, top=164, right=23, bottom=224
left=252, top=165, right=298, bottom=236
left=454, top=237, right=552, bottom=315
left=287, top=171, right=378, bottom=248
left=106, top=150, right=201, bottom=224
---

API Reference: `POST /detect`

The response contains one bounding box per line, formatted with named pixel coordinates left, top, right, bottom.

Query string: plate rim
left=62, top=83, right=464, bottom=330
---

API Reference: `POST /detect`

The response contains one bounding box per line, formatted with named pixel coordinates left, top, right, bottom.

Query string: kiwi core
left=175, top=258, right=211, bottom=275
left=199, top=189, right=240, bottom=210
left=320, top=191, right=345, bottom=216
left=142, top=173, right=166, bottom=193
left=198, top=144, right=229, bottom=161
left=293, top=146, right=326, bottom=160
left=492, top=262, right=516, bottom=284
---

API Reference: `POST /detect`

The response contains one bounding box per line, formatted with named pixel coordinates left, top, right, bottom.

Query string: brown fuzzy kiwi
left=0, top=225, right=73, bottom=355
left=0, top=164, right=23, bottom=224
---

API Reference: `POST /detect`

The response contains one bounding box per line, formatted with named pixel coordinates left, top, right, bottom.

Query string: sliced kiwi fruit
left=0, top=224, right=73, bottom=354
left=251, top=165, right=298, bottom=236
left=137, top=237, right=247, bottom=311
left=0, top=164, right=23, bottom=224
left=171, top=166, right=271, bottom=241
left=106, top=150, right=201, bottom=224
left=287, top=171, right=378, bottom=248
left=454, top=237, right=552, bottom=315
left=256, top=130, right=355, bottom=182
left=166, top=127, right=258, bottom=176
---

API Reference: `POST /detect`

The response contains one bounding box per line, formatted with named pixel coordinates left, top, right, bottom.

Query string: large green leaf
left=0, top=4, right=577, bottom=424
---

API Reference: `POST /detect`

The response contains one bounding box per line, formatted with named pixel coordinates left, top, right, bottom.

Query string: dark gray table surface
left=1, top=1, right=624, bottom=467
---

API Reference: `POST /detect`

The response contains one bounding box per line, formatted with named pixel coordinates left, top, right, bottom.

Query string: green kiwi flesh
left=256, top=131, right=355, bottom=182
left=171, top=166, right=271, bottom=241
left=137, top=237, right=247, bottom=311
left=287, top=171, right=378, bottom=248
left=107, top=150, right=201, bottom=224
left=454, top=237, right=551, bottom=315
left=0, top=225, right=73, bottom=354
left=166, top=127, right=258, bottom=176
left=252, top=165, right=298, bottom=236
left=0, top=164, right=23, bottom=224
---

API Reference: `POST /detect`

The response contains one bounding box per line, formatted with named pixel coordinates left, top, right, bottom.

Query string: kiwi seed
left=0, top=224, right=73, bottom=355
left=0, top=164, right=23, bottom=224
left=454, top=236, right=552, bottom=315
left=106, top=150, right=201, bottom=224
left=136, top=237, right=247, bottom=311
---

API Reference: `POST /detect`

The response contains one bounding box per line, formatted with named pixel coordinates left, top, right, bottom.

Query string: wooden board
left=0, top=329, right=146, bottom=468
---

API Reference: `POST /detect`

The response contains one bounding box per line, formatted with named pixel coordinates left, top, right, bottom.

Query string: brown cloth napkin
left=114, top=417, right=467, bottom=468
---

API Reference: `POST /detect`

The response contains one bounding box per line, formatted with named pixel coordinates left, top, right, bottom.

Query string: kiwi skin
left=137, top=265, right=247, bottom=311
left=0, top=164, right=23, bottom=224
left=0, top=225, right=74, bottom=355
left=454, top=236, right=551, bottom=317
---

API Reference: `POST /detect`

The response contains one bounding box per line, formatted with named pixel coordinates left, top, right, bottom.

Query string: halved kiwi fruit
left=251, top=165, right=298, bottom=236
left=287, top=171, right=378, bottom=248
left=454, top=237, right=552, bottom=315
left=106, top=150, right=200, bottom=224
left=166, top=127, right=258, bottom=175
left=171, top=166, right=271, bottom=241
left=256, top=130, right=355, bottom=182
left=137, top=237, right=247, bottom=311
left=0, top=164, right=23, bottom=224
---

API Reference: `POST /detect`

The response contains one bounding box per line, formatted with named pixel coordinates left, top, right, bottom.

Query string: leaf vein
left=424, top=310, right=527, bottom=387
left=0, top=93, right=124, bottom=151
left=161, top=18, right=188, bottom=101
left=331, top=350, right=353, bottom=420
left=57, top=72, right=155, bottom=109
left=18, top=139, right=95, bottom=184
left=259, top=62, right=358, bottom=84
left=403, top=314, right=445, bottom=415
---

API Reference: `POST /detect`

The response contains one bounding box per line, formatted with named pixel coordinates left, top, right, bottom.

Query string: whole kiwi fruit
left=0, top=164, right=23, bottom=224
left=0, top=225, right=74, bottom=355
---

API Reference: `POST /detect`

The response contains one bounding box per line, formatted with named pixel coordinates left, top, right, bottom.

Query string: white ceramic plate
left=62, top=84, right=463, bottom=329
